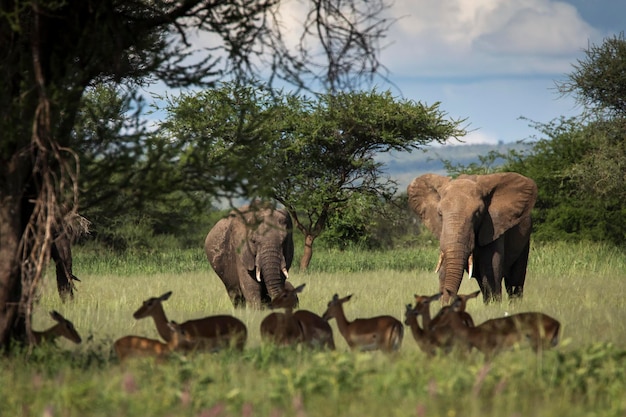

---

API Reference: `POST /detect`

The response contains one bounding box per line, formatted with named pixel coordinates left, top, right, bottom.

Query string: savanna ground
left=2, top=241, right=626, bottom=417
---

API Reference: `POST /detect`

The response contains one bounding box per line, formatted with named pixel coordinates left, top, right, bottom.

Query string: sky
left=146, top=1, right=625, bottom=147
left=370, top=0, right=626, bottom=145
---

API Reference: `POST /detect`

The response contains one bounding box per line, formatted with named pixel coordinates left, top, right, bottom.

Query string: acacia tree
left=0, top=0, right=392, bottom=349
left=273, top=90, right=466, bottom=269
left=163, top=85, right=466, bottom=269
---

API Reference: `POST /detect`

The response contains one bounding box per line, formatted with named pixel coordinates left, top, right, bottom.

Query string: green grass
left=3, top=241, right=626, bottom=417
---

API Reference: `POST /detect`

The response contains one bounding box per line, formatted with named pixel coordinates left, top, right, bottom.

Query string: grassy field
left=3, top=241, right=626, bottom=416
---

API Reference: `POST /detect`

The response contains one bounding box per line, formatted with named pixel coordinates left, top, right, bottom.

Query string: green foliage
left=159, top=83, right=288, bottom=200
left=72, top=85, right=225, bottom=250
left=557, top=32, right=626, bottom=117
left=273, top=89, right=465, bottom=266
left=160, top=85, right=466, bottom=267
left=503, top=118, right=626, bottom=245
left=321, top=194, right=425, bottom=250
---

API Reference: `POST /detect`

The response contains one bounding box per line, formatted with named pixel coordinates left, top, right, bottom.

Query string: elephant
left=204, top=203, right=295, bottom=309
left=407, top=172, right=538, bottom=304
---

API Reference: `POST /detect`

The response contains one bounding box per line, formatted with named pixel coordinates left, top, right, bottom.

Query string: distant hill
left=378, top=142, right=533, bottom=193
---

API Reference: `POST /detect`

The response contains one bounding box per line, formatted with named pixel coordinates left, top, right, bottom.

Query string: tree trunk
left=0, top=158, right=29, bottom=349
left=299, top=233, right=316, bottom=271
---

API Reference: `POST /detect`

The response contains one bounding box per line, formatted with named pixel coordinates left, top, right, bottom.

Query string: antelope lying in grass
left=31, top=311, right=82, bottom=345
left=133, top=291, right=247, bottom=352
left=433, top=294, right=561, bottom=359
left=260, top=284, right=335, bottom=349
left=114, top=321, right=191, bottom=361
left=322, top=294, right=403, bottom=353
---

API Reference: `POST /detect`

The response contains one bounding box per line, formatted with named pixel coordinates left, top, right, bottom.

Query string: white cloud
left=383, top=0, right=600, bottom=77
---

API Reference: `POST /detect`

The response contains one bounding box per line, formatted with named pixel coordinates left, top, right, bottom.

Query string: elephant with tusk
left=408, top=172, right=538, bottom=304
left=205, top=202, right=295, bottom=309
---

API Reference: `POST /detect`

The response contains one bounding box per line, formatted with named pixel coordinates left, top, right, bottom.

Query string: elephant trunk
left=257, top=248, right=288, bottom=301
left=439, top=247, right=471, bottom=304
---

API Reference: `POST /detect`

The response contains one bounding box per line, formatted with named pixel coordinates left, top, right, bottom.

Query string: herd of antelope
left=34, top=284, right=560, bottom=361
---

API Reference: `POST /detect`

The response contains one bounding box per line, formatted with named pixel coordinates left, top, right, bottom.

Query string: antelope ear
left=49, top=311, right=63, bottom=321
left=160, top=291, right=173, bottom=301
left=294, top=283, right=306, bottom=293
left=407, top=174, right=450, bottom=239
left=475, top=173, right=538, bottom=245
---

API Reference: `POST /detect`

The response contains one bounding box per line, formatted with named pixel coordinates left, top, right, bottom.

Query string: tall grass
left=3, top=241, right=626, bottom=417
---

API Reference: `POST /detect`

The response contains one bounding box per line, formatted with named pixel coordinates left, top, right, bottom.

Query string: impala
left=260, top=283, right=335, bottom=349
left=133, top=291, right=247, bottom=352
left=434, top=296, right=561, bottom=358
left=429, top=290, right=480, bottom=329
left=31, top=311, right=82, bottom=345
left=322, top=294, right=403, bottom=353
left=260, top=283, right=305, bottom=346
left=404, top=293, right=442, bottom=355
left=114, top=321, right=191, bottom=361
left=408, top=291, right=479, bottom=354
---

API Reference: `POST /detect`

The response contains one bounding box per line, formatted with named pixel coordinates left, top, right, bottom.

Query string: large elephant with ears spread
left=205, top=203, right=295, bottom=309
left=407, top=173, right=538, bottom=304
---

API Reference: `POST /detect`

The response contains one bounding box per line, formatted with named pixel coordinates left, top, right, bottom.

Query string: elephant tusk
left=467, top=254, right=474, bottom=280
left=282, top=267, right=289, bottom=280
left=435, top=251, right=444, bottom=273
left=255, top=268, right=262, bottom=283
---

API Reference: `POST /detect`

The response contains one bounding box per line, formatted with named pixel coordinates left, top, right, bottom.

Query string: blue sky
left=372, top=0, right=626, bottom=145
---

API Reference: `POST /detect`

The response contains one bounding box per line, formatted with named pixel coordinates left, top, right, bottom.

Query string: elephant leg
left=228, top=288, right=246, bottom=308
left=240, top=274, right=264, bottom=309
left=504, top=242, right=530, bottom=301
left=477, top=242, right=504, bottom=303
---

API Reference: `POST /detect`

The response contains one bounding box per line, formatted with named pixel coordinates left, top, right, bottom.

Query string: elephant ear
left=407, top=174, right=451, bottom=239
left=473, top=173, right=538, bottom=245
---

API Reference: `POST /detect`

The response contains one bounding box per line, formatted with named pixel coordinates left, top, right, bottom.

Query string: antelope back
left=182, top=315, right=248, bottom=351
left=114, top=321, right=189, bottom=361
left=489, top=312, right=561, bottom=351
left=293, top=309, right=335, bottom=350
left=260, top=311, right=304, bottom=346
left=114, top=336, right=168, bottom=361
